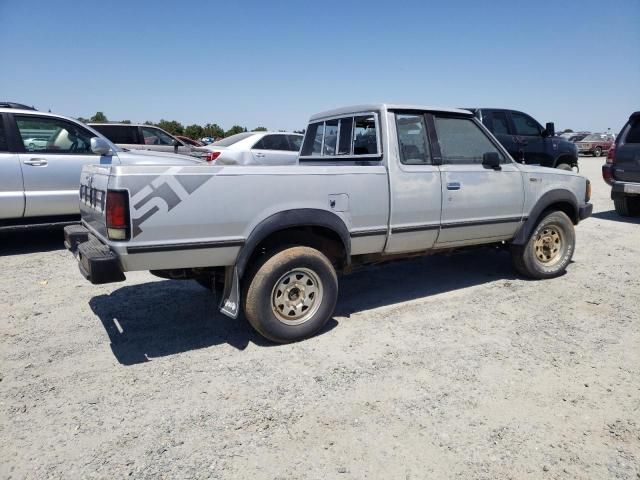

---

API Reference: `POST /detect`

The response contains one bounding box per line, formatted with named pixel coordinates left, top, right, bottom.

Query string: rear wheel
left=594, top=147, right=602, bottom=157
left=243, top=246, right=338, bottom=343
left=511, top=210, right=575, bottom=279
left=614, top=196, right=640, bottom=216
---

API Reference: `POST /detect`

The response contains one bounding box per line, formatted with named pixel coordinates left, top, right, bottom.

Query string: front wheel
left=511, top=211, right=575, bottom=279
left=243, top=246, right=338, bottom=343
left=594, top=147, right=602, bottom=157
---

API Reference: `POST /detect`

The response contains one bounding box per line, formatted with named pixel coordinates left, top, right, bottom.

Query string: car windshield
left=212, top=132, right=254, bottom=147
left=582, top=134, right=606, bottom=141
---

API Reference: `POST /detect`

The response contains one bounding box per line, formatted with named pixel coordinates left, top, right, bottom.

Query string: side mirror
left=91, top=137, right=112, bottom=156
left=482, top=152, right=501, bottom=170
left=543, top=122, right=555, bottom=137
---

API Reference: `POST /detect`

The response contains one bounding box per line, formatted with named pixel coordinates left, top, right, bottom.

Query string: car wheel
left=556, top=163, right=572, bottom=171
left=594, top=147, right=602, bottom=157
left=511, top=210, right=575, bottom=279
left=614, top=196, right=640, bottom=217
left=243, top=246, right=338, bottom=343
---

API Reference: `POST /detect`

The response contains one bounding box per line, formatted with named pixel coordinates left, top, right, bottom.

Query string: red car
left=576, top=133, right=614, bottom=157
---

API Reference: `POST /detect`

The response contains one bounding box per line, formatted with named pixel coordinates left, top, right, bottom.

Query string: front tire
left=243, top=246, right=338, bottom=343
left=594, top=147, right=602, bottom=157
left=511, top=211, right=575, bottom=279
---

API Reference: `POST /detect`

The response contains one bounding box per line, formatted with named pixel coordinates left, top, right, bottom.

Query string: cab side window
left=434, top=116, right=505, bottom=165
left=395, top=113, right=431, bottom=165
left=15, top=115, right=94, bottom=154
left=490, top=111, right=510, bottom=135
left=300, top=115, right=379, bottom=158
left=141, top=126, right=174, bottom=146
left=511, top=112, right=542, bottom=136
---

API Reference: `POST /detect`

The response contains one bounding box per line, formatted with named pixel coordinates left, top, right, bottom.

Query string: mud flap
left=219, top=266, right=240, bottom=319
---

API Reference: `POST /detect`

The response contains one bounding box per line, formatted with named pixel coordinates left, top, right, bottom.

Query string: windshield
left=582, top=134, right=607, bottom=141
left=212, top=132, right=254, bottom=147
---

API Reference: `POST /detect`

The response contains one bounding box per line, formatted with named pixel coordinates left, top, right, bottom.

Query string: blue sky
left=1, top=0, right=638, bottom=133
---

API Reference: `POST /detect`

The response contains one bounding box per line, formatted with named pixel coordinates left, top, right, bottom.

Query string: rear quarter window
left=624, top=118, right=640, bottom=143
left=300, top=114, right=379, bottom=159
left=0, top=116, right=8, bottom=151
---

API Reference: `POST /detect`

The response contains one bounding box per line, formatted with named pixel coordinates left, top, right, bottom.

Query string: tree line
left=78, top=112, right=304, bottom=139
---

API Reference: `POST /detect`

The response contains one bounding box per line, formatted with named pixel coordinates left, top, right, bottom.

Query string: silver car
left=193, top=131, right=303, bottom=165
left=0, top=106, right=202, bottom=229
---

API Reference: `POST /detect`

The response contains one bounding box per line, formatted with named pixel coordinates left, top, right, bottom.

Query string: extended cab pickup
left=65, top=104, right=593, bottom=343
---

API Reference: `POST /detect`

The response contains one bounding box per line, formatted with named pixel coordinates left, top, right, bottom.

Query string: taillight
left=106, top=190, right=130, bottom=240
left=606, top=145, right=616, bottom=164
left=205, top=151, right=221, bottom=163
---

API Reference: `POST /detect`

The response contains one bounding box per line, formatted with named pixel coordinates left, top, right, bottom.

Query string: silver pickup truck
left=65, top=104, right=593, bottom=343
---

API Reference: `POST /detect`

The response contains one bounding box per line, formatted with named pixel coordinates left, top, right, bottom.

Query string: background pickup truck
left=65, top=104, right=592, bottom=343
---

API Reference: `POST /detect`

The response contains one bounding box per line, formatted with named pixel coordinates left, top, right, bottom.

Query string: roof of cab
left=309, top=104, right=472, bottom=121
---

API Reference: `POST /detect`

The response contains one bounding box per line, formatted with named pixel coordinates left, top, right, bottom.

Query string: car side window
left=434, top=116, right=505, bottom=165
left=395, top=113, right=431, bottom=165
left=490, top=111, right=510, bottom=135
left=287, top=135, right=303, bottom=152
left=93, top=125, right=139, bottom=144
left=353, top=116, right=378, bottom=155
left=256, top=135, right=290, bottom=151
left=0, top=116, right=8, bottom=152
left=141, top=126, right=174, bottom=146
left=301, top=122, right=323, bottom=156
left=15, top=115, right=94, bottom=154
left=624, top=119, right=640, bottom=143
left=511, top=112, right=542, bottom=136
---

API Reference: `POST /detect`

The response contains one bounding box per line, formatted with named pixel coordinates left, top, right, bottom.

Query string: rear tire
left=614, top=196, right=640, bottom=216
left=594, top=147, right=602, bottom=157
left=556, top=163, right=572, bottom=171
left=511, top=210, right=575, bottom=279
left=243, top=246, right=338, bottom=343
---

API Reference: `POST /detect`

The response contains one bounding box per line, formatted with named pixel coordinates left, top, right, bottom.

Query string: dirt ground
left=1, top=158, right=638, bottom=479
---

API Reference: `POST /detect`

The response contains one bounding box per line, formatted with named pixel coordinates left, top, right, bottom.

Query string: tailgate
left=79, top=164, right=112, bottom=239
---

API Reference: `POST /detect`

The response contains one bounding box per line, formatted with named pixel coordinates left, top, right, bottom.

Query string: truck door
left=385, top=112, right=442, bottom=253
left=0, top=114, right=24, bottom=219
left=509, top=111, right=549, bottom=166
left=433, top=114, right=525, bottom=246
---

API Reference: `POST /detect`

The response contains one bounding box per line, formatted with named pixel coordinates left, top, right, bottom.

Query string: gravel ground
left=1, top=158, right=638, bottom=479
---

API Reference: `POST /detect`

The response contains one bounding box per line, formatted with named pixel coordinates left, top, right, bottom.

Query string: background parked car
left=0, top=105, right=202, bottom=229
left=467, top=108, right=579, bottom=170
left=576, top=133, right=614, bottom=157
left=602, top=111, right=640, bottom=216
left=193, top=131, right=303, bottom=165
left=175, top=135, right=203, bottom=147
left=200, top=136, right=216, bottom=144
left=568, top=133, right=590, bottom=142
left=89, top=123, right=199, bottom=156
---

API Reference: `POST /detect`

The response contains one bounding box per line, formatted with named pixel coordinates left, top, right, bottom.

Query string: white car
left=23, top=137, right=49, bottom=151
left=194, top=131, right=303, bottom=165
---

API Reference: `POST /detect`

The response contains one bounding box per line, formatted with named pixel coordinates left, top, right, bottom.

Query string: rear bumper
left=64, top=225, right=125, bottom=285
left=611, top=180, right=640, bottom=198
left=579, top=203, right=593, bottom=220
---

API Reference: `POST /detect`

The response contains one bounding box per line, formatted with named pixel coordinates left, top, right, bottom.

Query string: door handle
left=446, top=182, right=461, bottom=190
left=255, top=152, right=266, bottom=157
left=23, top=158, right=48, bottom=166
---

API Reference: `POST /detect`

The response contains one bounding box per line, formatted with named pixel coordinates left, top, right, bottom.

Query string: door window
left=253, top=134, right=290, bottom=151
left=434, top=116, right=505, bottom=165
left=141, top=126, right=175, bottom=145
left=92, top=125, right=139, bottom=144
left=0, top=117, right=8, bottom=152
left=287, top=135, right=303, bottom=152
left=395, top=113, right=431, bottom=165
left=15, top=115, right=94, bottom=154
left=490, top=111, right=510, bottom=135
left=511, top=112, right=542, bottom=136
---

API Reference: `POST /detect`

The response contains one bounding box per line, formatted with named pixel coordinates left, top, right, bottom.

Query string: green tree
left=76, top=117, right=89, bottom=124
left=203, top=123, right=224, bottom=139
left=143, top=121, right=154, bottom=125
left=562, top=128, right=574, bottom=133
left=185, top=124, right=204, bottom=140
left=156, top=119, right=184, bottom=136
left=90, top=111, right=108, bottom=123
left=120, top=120, right=131, bottom=124
left=225, top=125, right=247, bottom=137
left=252, top=126, right=267, bottom=132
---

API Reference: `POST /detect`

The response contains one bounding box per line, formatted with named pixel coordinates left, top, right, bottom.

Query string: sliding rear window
left=300, top=113, right=380, bottom=159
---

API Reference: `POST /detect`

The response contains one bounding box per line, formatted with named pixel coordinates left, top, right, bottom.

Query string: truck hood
left=517, top=163, right=579, bottom=177
left=115, top=149, right=205, bottom=165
